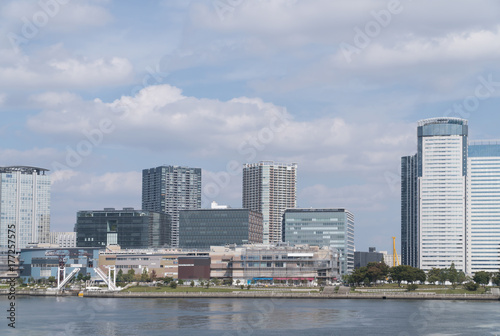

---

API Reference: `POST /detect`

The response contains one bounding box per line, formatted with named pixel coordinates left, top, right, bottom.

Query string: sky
left=1, top=0, right=500, bottom=253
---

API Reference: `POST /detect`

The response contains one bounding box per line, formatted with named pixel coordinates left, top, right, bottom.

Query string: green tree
left=491, top=270, right=500, bottom=286
left=365, top=262, right=390, bottom=285
left=77, top=273, right=84, bottom=281
left=447, top=263, right=459, bottom=289
left=178, top=279, right=184, bottom=285
left=169, top=281, right=177, bottom=289
left=47, top=276, right=56, bottom=285
left=414, top=268, right=426, bottom=284
left=140, top=268, right=149, bottom=282
left=438, top=268, right=449, bottom=285
left=190, top=281, right=195, bottom=287
left=116, top=269, right=124, bottom=283
left=464, top=281, right=479, bottom=291
left=125, top=268, right=136, bottom=282
left=456, top=271, right=467, bottom=286
left=473, top=271, right=491, bottom=287
left=389, top=265, right=416, bottom=286
left=427, top=268, right=441, bottom=285
left=348, top=267, right=367, bottom=286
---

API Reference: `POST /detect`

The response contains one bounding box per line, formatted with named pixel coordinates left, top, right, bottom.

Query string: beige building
left=97, top=246, right=208, bottom=280
left=210, top=244, right=340, bottom=286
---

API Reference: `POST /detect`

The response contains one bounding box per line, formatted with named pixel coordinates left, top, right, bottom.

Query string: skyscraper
left=401, top=118, right=468, bottom=272
left=401, top=154, right=418, bottom=267
left=466, top=141, right=500, bottom=273
left=142, top=165, right=201, bottom=247
left=242, top=161, right=297, bottom=244
left=0, top=166, right=51, bottom=250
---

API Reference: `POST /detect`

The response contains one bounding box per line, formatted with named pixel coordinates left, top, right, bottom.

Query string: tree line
left=345, top=262, right=500, bottom=290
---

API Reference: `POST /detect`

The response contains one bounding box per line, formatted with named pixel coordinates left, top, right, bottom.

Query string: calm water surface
left=1, top=296, right=500, bottom=335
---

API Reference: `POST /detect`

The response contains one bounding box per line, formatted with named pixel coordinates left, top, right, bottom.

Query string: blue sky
left=2, top=0, right=500, bottom=252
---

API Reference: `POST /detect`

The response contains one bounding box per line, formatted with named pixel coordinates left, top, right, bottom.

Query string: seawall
left=2, top=289, right=500, bottom=300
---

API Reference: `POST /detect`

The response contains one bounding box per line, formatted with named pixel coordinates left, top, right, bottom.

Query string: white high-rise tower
left=0, top=166, right=51, bottom=250
left=242, top=161, right=297, bottom=244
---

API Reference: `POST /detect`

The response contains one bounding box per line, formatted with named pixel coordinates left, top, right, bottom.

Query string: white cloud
left=26, top=84, right=416, bottom=176
left=1, top=0, right=112, bottom=32
left=50, top=170, right=142, bottom=230
left=0, top=147, right=60, bottom=167
left=0, top=55, right=133, bottom=90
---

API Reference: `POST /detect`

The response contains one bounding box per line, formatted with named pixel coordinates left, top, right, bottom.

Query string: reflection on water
left=1, top=296, right=500, bottom=336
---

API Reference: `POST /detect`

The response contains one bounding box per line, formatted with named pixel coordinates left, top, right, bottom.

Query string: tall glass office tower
left=243, top=161, right=297, bottom=244
left=142, top=166, right=201, bottom=247
left=467, top=141, right=500, bottom=273
left=401, top=154, right=418, bottom=267
left=0, top=166, right=51, bottom=250
left=401, top=118, right=468, bottom=271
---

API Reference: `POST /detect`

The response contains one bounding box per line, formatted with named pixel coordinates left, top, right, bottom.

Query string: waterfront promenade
left=2, top=288, right=499, bottom=301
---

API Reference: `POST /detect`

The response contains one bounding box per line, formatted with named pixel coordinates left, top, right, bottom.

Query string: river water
left=1, top=296, right=499, bottom=335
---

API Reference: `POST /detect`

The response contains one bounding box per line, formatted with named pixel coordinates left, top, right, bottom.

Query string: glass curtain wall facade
left=401, top=155, right=418, bottom=267
left=466, top=141, right=500, bottom=273
left=402, top=118, right=468, bottom=272
left=242, top=161, right=297, bottom=244
left=75, top=208, right=170, bottom=249
left=142, top=166, right=202, bottom=247
left=178, top=209, right=263, bottom=249
left=0, top=166, right=51, bottom=250
left=283, top=208, right=354, bottom=275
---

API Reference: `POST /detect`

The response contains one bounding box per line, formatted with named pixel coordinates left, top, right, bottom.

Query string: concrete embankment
left=77, top=291, right=500, bottom=301
left=2, top=289, right=499, bottom=300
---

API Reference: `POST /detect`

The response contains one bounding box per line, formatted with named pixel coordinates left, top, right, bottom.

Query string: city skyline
left=2, top=1, right=500, bottom=253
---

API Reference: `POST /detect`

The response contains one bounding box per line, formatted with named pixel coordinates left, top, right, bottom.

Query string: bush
left=464, top=281, right=479, bottom=291
left=406, top=284, right=418, bottom=291
left=169, top=281, right=177, bottom=289
left=240, top=285, right=245, bottom=290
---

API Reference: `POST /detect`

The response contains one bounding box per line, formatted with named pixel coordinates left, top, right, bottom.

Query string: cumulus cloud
left=50, top=170, right=142, bottom=230
left=26, top=84, right=416, bottom=176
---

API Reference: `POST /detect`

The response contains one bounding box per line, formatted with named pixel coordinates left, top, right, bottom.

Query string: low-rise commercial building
left=210, top=244, right=340, bottom=286
left=97, top=248, right=209, bottom=280
left=19, top=247, right=101, bottom=282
